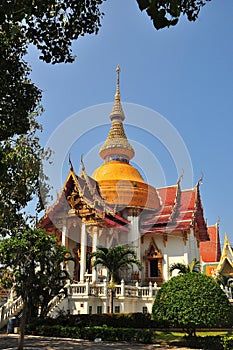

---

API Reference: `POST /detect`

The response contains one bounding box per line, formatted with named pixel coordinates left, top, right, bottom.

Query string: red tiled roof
left=200, top=224, right=221, bottom=262
left=143, top=185, right=179, bottom=226
left=141, top=181, right=209, bottom=241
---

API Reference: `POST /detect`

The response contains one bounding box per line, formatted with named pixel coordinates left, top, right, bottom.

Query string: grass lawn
left=155, top=330, right=233, bottom=346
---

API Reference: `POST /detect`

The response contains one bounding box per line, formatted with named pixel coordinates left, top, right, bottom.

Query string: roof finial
left=115, top=65, right=121, bottom=102
left=177, top=169, right=184, bottom=185
left=198, top=172, right=204, bottom=186
left=68, top=153, right=73, bottom=171
left=81, top=154, right=85, bottom=172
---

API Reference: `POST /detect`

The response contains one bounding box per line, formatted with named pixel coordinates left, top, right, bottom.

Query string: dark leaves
left=0, top=0, right=105, bottom=64
left=136, top=0, right=210, bottom=30
left=0, top=32, right=41, bottom=140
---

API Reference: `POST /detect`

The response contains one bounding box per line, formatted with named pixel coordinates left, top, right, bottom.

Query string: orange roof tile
left=200, top=224, right=221, bottom=262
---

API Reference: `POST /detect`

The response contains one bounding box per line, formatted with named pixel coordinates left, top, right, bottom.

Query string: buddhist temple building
left=38, top=67, right=223, bottom=315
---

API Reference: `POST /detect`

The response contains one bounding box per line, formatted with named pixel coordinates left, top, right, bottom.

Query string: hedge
left=31, top=325, right=155, bottom=344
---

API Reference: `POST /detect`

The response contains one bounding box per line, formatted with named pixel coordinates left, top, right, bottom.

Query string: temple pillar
left=163, top=253, right=169, bottom=281
left=62, top=225, right=66, bottom=247
left=80, top=222, right=87, bottom=283
left=91, top=226, right=98, bottom=283
left=127, top=211, right=140, bottom=260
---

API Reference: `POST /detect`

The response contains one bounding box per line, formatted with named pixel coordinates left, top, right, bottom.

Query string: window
left=150, top=260, right=159, bottom=277
left=115, top=305, right=120, bottom=313
left=142, top=306, right=148, bottom=314
left=89, top=306, right=92, bottom=314
left=97, top=306, right=102, bottom=314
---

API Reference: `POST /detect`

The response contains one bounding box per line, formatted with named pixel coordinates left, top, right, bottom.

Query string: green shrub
left=152, top=273, right=233, bottom=336
left=34, top=325, right=155, bottom=343
left=182, top=335, right=233, bottom=350
left=37, top=312, right=154, bottom=329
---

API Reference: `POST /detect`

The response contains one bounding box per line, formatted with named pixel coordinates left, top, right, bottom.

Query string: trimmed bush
left=152, top=273, right=233, bottom=336
left=34, top=324, right=155, bottom=344
left=32, top=312, right=154, bottom=329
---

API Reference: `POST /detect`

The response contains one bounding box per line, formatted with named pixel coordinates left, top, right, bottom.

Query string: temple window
left=115, top=305, right=120, bottom=313
left=97, top=305, right=102, bottom=314
left=144, top=238, right=163, bottom=285
left=150, top=259, right=159, bottom=277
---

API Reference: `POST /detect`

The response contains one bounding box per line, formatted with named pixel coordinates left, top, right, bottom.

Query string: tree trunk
left=18, top=301, right=27, bottom=350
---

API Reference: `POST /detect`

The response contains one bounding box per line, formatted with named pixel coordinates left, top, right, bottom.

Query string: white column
left=127, top=215, right=140, bottom=279
left=163, top=253, right=169, bottom=281
left=121, top=279, right=125, bottom=297
left=80, top=222, right=87, bottom=283
left=92, top=227, right=98, bottom=283
left=128, top=215, right=140, bottom=255
left=62, top=225, right=66, bottom=247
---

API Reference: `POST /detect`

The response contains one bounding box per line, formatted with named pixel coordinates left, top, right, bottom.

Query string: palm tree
left=89, top=245, right=142, bottom=313
left=169, top=258, right=201, bottom=276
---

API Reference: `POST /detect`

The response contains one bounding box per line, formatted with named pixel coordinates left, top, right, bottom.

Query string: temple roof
left=39, top=165, right=129, bottom=231
left=140, top=179, right=209, bottom=241
left=215, top=234, right=233, bottom=276
left=199, top=223, right=221, bottom=262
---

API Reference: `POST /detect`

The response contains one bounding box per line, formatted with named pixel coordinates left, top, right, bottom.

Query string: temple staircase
left=0, top=295, right=23, bottom=329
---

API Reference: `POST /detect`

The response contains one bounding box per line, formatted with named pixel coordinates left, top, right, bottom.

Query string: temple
left=1, top=68, right=232, bottom=330
left=36, top=67, right=224, bottom=314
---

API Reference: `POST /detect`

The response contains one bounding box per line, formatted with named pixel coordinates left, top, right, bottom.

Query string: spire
left=109, top=65, right=125, bottom=122
left=99, top=66, right=134, bottom=163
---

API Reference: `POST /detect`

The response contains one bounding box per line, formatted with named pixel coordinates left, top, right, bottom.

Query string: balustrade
left=67, top=280, right=159, bottom=299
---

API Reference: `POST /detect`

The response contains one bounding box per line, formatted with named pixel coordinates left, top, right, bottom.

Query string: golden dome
left=92, top=161, right=160, bottom=211
left=92, top=161, right=144, bottom=183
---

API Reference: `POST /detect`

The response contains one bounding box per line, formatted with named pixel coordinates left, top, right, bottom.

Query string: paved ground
left=0, top=334, right=195, bottom=350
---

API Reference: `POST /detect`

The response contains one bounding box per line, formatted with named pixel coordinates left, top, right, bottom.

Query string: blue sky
left=28, top=0, right=233, bottom=245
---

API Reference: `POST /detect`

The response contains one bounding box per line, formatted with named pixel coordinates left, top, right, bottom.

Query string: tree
left=0, top=228, right=72, bottom=350
left=169, top=258, right=201, bottom=275
left=0, top=32, right=41, bottom=141
left=89, top=245, right=142, bottom=313
left=0, top=2, right=103, bottom=225
left=0, top=1, right=103, bottom=160
left=0, top=109, right=50, bottom=234
left=0, top=0, right=104, bottom=64
left=152, top=273, right=233, bottom=336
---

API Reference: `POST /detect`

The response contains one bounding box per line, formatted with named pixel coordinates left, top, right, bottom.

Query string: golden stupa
left=92, top=66, right=160, bottom=211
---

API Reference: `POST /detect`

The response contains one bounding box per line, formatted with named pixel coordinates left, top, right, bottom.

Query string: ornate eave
left=39, top=167, right=129, bottom=232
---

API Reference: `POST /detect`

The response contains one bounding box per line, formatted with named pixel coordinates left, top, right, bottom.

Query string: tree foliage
left=0, top=228, right=73, bottom=349
left=0, top=32, right=41, bottom=140
left=0, top=0, right=104, bottom=64
left=0, top=228, right=72, bottom=318
left=152, top=273, right=233, bottom=336
left=136, top=0, right=210, bottom=30
left=0, top=109, right=50, bottom=234
left=89, top=245, right=142, bottom=283
left=169, top=258, right=201, bottom=275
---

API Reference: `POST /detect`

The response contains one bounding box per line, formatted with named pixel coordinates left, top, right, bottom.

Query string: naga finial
left=115, top=65, right=121, bottom=102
